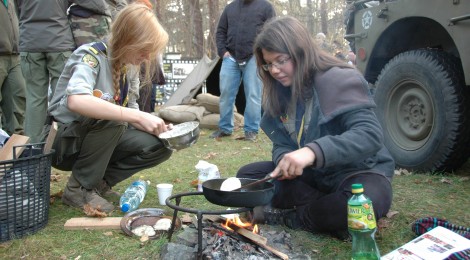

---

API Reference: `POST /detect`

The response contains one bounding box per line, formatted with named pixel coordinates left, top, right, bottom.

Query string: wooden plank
left=0, top=134, right=30, bottom=161
left=44, top=121, right=58, bottom=153
left=64, top=217, right=123, bottom=230
left=228, top=222, right=289, bottom=260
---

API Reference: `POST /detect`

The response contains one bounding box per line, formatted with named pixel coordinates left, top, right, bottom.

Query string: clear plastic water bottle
left=347, top=183, right=380, bottom=260
left=119, top=180, right=148, bottom=213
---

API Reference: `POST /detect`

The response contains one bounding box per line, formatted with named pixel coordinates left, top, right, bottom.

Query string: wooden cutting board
left=0, top=134, right=30, bottom=162
left=44, top=121, right=58, bottom=153
left=64, top=217, right=123, bottom=230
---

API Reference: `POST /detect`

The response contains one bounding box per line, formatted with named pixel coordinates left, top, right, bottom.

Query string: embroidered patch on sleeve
left=93, top=89, right=113, bottom=102
left=82, top=54, right=99, bottom=68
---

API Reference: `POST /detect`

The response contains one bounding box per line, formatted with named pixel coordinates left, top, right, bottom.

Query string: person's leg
left=0, top=56, right=6, bottom=132
left=58, top=119, right=127, bottom=212
left=22, top=52, right=49, bottom=143
left=103, top=128, right=172, bottom=187
left=236, top=161, right=275, bottom=179
left=47, top=51, right=71, bottom=99
left=299, top=173, right=392, bottom=235
left=241, top=56, right=262, bottom=135
left=73, top=121, right=127, bottom=188
left=3, top=56, right=26, bottom=135
left=217, top=57, right=241, bottom=134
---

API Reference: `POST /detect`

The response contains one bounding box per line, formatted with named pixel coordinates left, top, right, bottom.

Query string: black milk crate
left=0, top=143, right=53, bottom=242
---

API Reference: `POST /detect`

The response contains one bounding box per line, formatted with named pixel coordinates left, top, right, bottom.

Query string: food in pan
left=220, top=177, right=241, bottom=191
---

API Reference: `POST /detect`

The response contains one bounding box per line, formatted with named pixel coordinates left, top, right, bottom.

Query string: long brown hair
left=108, top=3, right=169, bottom=98
left=253, top=16, right=353, bottom=117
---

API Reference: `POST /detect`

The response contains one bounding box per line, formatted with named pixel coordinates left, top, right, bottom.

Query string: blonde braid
left=112, top=62, right=121, bottom=103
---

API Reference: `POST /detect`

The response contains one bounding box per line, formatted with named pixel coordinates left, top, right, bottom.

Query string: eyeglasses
left=261, top=57, right=291, bottom=71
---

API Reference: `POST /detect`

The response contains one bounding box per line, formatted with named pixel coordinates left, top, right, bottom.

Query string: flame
left=222, top=216, right=259, bottom=234
left=222, top=219, right=234, bottom=231
left=253, top=224, right=259, bottom=234
left=234, top=216, right=251, bottom=228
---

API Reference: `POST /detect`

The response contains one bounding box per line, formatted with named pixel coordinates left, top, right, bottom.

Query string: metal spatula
left=232, top=173, right=276, bottom=191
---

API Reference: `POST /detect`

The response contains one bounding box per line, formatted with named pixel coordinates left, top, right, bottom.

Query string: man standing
left=0, top=0, right=26, bottom=136
left=16, top=0, right=75, bottom=143
left=211, top=0, right=276, bottom=141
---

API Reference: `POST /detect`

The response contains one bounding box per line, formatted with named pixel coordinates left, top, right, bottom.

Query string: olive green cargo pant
left=0, top=55, right=26, bottom=135
left=20, top=51, right=71, bottom=143
left=49, top=119, right=172, bottom=189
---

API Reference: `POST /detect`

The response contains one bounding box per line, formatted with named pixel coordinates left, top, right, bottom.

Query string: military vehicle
left=345, top=0, right=470, bottom=172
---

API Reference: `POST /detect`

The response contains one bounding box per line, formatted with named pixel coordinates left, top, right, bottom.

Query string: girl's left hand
left=271, top=147, right=316, bottom=180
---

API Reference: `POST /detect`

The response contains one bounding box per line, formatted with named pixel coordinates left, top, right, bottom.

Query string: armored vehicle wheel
left=374, top=49, right=470, bottom=172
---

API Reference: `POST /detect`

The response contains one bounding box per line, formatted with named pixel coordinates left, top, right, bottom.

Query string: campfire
left=161, top=213, right=296, bottom=259
left=214, top=215, right=288, bottom=259
left=161, top=191, right=310, bottom=259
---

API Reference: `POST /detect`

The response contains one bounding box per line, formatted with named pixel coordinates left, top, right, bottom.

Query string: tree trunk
left=207, top=0, right=219, bottom=59
left=189, top=0, right=204, bottom=58
left=154, top=0, right=162, bottom=21
left=320, top=0, right=328, bottom=35
left=306, top=0, right=314, bottom=35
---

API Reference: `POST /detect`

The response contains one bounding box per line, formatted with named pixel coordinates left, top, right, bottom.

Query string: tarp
left=163, top=55, right=220, bottom=107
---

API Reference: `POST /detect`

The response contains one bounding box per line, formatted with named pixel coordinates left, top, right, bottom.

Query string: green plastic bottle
left=347, top=183, right=380, bottom=260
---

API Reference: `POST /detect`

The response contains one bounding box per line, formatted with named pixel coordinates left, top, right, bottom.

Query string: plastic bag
left=195, top=160, right=220, bottom=191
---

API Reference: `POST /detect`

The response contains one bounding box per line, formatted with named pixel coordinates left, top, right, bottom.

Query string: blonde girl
left=47, top=4, right=171, bottom=213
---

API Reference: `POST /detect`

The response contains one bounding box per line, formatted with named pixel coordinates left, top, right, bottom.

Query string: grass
left=1, top=128, right=469, bottom=259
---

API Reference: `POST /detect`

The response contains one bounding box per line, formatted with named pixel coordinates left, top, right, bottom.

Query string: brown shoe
left=96, top=180, right=121, bottom=202
left=83, top=189, right=115, bottom=213
left=62, top=175, right=84, bottom=207
left=62, top=175, right=115, bottom=213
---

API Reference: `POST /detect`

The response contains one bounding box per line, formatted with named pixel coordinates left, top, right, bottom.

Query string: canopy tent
left=162, top=55, right=246, bottom=113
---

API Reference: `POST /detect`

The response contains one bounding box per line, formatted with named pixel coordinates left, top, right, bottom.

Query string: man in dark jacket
left=210, top=0, right=276, bottom=141
left=0, top=0, right=26, bottom=135
left=15, top=0, right=76, bottom=143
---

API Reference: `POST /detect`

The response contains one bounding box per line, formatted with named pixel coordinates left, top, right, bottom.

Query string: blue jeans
left=219, top=56, right=261, bottom=133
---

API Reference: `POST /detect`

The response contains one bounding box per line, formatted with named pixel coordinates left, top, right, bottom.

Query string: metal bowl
left=159, top=121, right=200, bottom=151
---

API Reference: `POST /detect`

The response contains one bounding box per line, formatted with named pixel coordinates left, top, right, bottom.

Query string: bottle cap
left=121, top=203, right=130, bottom=212
left=351, top=183, right=363, bottom=193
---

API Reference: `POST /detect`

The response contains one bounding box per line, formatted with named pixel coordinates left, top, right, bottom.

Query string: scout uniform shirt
left=48, top=42, right=140, bottom=124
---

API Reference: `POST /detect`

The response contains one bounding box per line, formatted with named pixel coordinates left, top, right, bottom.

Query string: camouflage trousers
left=70, top=14, right=112, bottom=48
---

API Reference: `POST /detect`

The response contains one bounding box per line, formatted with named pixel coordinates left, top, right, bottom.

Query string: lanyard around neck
left=297, top=114, right=305, bottom=148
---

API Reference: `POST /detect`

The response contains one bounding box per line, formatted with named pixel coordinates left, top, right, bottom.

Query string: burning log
left=225, top=221, right=289, bottom=260
left=204, top=215, right=289, bottom=260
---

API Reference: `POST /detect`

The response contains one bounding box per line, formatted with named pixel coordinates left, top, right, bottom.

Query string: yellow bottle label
left=348, top=202, right=377, bottom=230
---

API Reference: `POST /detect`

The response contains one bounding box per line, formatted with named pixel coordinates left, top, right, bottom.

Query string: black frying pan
left=202, top=178, right=274, bottom=207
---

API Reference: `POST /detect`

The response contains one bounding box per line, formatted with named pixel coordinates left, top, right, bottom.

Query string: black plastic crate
left=0, top=143, right=53, bottom=242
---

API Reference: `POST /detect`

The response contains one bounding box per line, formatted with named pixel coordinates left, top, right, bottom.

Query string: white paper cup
left=157, top=183, right=173, bottom=205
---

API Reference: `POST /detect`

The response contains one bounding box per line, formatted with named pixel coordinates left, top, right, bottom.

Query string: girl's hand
left=131, top=111, right=169, bottom=136
left=271, top=147, right=316, bottom=180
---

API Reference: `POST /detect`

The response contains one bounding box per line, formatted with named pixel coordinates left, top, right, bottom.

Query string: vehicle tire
left=374, top=49, right=470, bottom=172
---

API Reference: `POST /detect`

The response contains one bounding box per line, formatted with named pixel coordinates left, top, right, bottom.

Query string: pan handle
left=233, top=173, right=276, bottom=191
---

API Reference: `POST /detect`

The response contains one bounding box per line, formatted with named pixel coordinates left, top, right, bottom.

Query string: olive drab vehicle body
left=345, top=0, right=470, bottom=172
